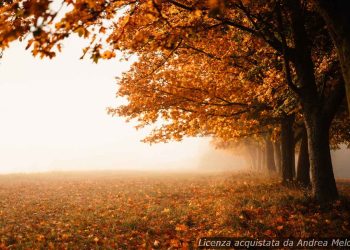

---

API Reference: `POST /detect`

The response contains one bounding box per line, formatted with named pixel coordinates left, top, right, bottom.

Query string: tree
left=108, top=29, right=293, bottom=177
left=0, top=0, right=348, bottom=202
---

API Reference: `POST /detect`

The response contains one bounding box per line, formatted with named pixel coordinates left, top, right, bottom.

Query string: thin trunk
left=338, top=39, right=350, bottom=114
left=292, top=152, right=296, bottom=179
left=256, top=146, right=261, bottom=171
left=281, top=115, right=295, bottom=182
left=245, top=143, right=258, bottom=170
left=246, top=148, right=255, bottom=170
left=315, top=0, right=350, bottom=114
left=265, top=136, right=276, bottom=174
left=261, top=144, right=266, bottom=172
left=296, top=128, right=310, bottom=187
left=252, top=145, right=258, bottom=170
left=274, top=141, right=282, bottom=174
left=256, top=146, right=262, bottom=171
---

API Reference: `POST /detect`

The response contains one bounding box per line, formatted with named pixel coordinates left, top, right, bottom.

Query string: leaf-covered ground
left=0, top=171, right=349, bottom=249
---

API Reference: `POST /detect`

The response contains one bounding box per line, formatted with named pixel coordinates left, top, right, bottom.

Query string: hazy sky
left=0, top=36, right=246, bottom=174
left=0, top=35, right=347, bottom=176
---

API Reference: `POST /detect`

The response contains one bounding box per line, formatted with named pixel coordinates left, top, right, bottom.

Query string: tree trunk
left=281, top=115, right=295, bottom=183
left=292, top=152, right=296, bottom=179
left=256, top=146, right=261, bottom=171
left=296, top=128, right=310, bottom=187
left=285, top=0, right=340, bottom=202
left=274, top=141, right=282, bottom=174
left=304, top=111, right=338, bottom=202
left=253, top=145, right=259, bottom=170
left=261, top=144, right=266, bottom=172
left=265, top=136, right=276, bottom=174
left=256, top=146, right=259, bottom=170
left=245, top=147, right=256, bottom=170
left=337, top=38, right=350, bottom=114
left=315, top=0, right=350, bottom=114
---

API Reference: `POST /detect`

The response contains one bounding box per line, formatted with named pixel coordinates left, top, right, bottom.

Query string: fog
left=0, top=36, right=348, bottom=176
left=0, top=37, right=248, bottom=174
left=331, top=146, right=350, bottom=178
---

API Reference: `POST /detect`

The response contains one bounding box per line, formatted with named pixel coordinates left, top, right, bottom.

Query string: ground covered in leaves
left=0, top=171, right=349, bottom=249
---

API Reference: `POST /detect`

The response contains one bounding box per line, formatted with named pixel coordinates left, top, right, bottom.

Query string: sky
left=0, top=36, right=246, bottom=174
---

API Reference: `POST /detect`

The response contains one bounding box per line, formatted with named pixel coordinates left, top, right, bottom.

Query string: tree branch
left=276, top=0, right=300, bottom=95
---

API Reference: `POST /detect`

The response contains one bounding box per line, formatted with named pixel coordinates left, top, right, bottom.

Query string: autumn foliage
left=0, top=172, right=350, bottom=249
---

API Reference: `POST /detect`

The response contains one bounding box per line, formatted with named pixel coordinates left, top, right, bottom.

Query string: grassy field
left=0, top=171, right=349, bottom=249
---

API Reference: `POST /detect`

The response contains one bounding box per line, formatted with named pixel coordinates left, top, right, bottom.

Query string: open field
left=0, top=171, right=349, bottom=249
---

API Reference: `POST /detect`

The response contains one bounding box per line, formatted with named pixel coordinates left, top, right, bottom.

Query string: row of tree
left=0, top=0, right=349, bottom=203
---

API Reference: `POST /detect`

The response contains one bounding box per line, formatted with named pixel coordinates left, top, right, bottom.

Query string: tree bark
left=265, top=136, right=276, bottom=174
left=281, top=115, right=295, bottom=183
left=315, top=0, right=350, bottom=114
left=296, top=128, right=310, bottom=187
left=304, top=110, right=338, bottom=202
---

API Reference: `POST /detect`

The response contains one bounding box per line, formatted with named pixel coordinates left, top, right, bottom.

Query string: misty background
left=0, top=36, right=348, bottom=177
